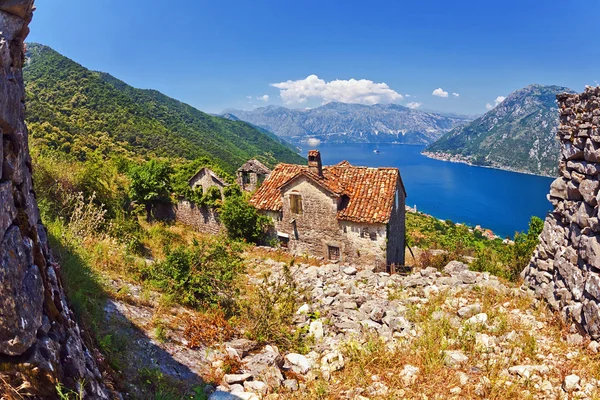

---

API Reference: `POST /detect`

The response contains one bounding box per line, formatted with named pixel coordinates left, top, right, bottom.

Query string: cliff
left=0, top=1, right=109, bottom=397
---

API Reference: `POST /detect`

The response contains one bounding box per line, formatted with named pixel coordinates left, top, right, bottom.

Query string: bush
left=220, top=193, right=271, bottom=243
left=128, top=159, right=172, bottom=208
left=143, top=237, right=244, bottom=312
left=240, top=263, right=304, bottom=350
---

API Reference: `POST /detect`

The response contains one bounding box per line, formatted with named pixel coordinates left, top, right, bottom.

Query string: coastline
left=421, top=151, right=556, bottom=179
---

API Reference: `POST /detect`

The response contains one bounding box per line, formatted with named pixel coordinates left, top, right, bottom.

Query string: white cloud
left=246, top=95, right=252, bottom=99
left=485, top=103, right=493, bottom=110
left=257, top=94, right=269, bottom=102
left=270, top=74, right=403, bottom=105
left=406, top=102, right=422, bottom=109
left=405, top=94, right=411, bottom=98
left=452, top=92, right=460, bottom=97
left=432, top=88, right=449, bottom=98
left=494, top=96, right=506, bottom=105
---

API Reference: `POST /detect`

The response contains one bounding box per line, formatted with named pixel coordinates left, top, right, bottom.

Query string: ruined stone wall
left=523, top=86, right=600, bottom=339
left=0, top=2, right=109, bottom=397
left=174, top=199, right=223, bottom=235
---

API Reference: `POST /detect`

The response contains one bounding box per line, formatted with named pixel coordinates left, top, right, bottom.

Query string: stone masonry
left=0, top=1, right=109, bottom=397
left=523, top=86, right=600, bottom=339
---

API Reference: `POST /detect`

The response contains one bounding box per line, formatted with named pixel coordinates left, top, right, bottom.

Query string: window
left=369, top=231, right=377, bottom=241
left=290, top=194, right=302, bottom=214
left=328, top=245, right=340, bottom=261
left=278, top=235, right=289, bottom=248
left=242, top=172, right=250, bottom=185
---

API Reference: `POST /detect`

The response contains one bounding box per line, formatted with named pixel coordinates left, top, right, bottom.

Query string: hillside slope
left=224, top=102, right=472, bottom=145
left=425, top=84, right=573, bottom=176
left=23, top=43, right=304, bottom=173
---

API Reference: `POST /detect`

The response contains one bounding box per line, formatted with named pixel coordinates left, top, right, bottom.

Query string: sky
left=28, top=0, right=600, bottom=115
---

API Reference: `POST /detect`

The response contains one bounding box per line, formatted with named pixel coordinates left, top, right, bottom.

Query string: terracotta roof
left=250, top=161, right=405, bottom=224
left=237, top=159, right=271, bottom=174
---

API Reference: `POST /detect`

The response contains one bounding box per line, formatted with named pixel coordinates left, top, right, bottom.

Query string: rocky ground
left=105, top=253, right=600, bottom=399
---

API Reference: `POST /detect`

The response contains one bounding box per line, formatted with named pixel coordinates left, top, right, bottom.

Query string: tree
left=220, top=193, right=270, bottom=243
left=128, top=160, right=172, bottom=216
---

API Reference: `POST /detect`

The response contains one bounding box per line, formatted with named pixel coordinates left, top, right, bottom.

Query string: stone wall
left=174, top=199, right=223, bottom=235
left=0, top=1, right=109, bottom=397
left=523, top=86, right=600, bottom=339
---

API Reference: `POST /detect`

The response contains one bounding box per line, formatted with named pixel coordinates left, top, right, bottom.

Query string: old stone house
left=189, top=167, right=229, bottom=197
left=250, top=150, right=406, bottom=271
left=237, top=159, right=271, bottom=192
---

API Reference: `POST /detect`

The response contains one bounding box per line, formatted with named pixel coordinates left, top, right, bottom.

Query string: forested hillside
left=24, top=43, right=304, bottom=173
left=425, top=84, right=573, bottom=176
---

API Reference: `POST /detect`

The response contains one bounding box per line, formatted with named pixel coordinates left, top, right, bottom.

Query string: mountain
left=424, top=84, right=574, bottom=176
left=23, top=43, right=304, bottom=174
left=223, top=103, right=473, bottom=145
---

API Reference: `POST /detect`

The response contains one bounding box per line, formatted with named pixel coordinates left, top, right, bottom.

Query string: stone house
left=237, top=159, right=271, bottom=192
left=188, top=167, right=229, bottom=197
left=250, top=150, right=406, bottom=271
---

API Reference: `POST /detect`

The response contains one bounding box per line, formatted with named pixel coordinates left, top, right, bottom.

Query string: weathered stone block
left=555, top=256, right=585, bottom=301
left=563, top=143, right=585, bottom=161
left=549, top=177, right=568, bottom=199
left=0, top=181, right=16, bottom=240
left=0, top=226, right=43, bottom=355
left=584, top=301, right=600, bottom=339
left=580, top=178, right=600, bottom=206
left=586, top=273, right=600, bottom=301
left=585, top=140, right=600, bottom=163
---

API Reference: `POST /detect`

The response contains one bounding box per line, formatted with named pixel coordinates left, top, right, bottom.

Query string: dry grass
left=183, top=310, right=235, bottom=348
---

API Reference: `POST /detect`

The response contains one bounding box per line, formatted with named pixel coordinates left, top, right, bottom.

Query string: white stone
left=466, top=313, right=488, bottom=325
left=343, top=266, right=357, bottom=275
left=243, top=380, right=268, bottom=395
left=400, top=364, right=419, bottom=385
left=443, top=350, right=469, bottom=367
left=563, top=374, right=581, bottom=393
left=309, top=320, right=324, bottom=339
left=296, top=303, right=310, bottom=314
left=223, top=373, right=253, bottom=385
left=285, top=353, right=311, bottom=374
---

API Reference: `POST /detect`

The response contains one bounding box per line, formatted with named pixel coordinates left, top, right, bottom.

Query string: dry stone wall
left=523, top=86, right=600, bottom=339
left=0, top=1, right=109, bottom=397
left=174, top=199, right=223, bottom=235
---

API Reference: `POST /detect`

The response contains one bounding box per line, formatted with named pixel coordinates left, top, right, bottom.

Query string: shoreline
left=421, top=151, right=556, bottom=179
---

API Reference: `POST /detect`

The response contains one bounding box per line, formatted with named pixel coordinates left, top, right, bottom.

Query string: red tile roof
left=250, top=160, right=405, bottom=224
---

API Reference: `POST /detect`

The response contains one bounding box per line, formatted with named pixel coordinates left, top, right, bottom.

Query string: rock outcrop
left=523, top=86, right=600, bottom=339
left=0, top=1, right=109, bottom=397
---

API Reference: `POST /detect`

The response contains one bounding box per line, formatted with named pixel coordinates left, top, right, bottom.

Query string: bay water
left=303, top=143, right=554, bottom=239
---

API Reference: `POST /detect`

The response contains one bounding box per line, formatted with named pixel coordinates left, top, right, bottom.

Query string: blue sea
left=302, top=143, right=554, bottom=239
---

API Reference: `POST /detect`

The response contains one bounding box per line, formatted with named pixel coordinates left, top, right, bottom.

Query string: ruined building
left=251, top=150, right=406, bottom=271
left=237, top=159, right=271, bottom=192
left=0, top=1, right=109, bottom=397
left=523, top=86, right=600, bottom=339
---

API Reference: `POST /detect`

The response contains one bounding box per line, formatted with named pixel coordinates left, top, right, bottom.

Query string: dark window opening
left=369, top=231, right=377, bottom=241
left=278, top=235, right=289, bottom=249
left=328, top=245, right=340, bottom=261
left=242, top=172, right=250, bottom=185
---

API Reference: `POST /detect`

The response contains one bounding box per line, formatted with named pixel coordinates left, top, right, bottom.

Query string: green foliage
left=128, top=159, right=172, bottom=205
left=241, top=263, right=305, bottom=351
left=24, top=43, right=304, bottom=175
left=142, top=238, right=245, bottom=313
left=470, top=216, right=544, bottom=281
left=220, top=193, right=271, bottom=243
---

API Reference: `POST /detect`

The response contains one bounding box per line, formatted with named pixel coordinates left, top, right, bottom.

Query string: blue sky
left=29, top=0, right=598, bottom=115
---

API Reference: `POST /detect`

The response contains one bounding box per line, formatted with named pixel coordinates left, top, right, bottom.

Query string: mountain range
left=23, top=43, right=304, bottom=174
left=424, top=84, right=573, bottom=176
left=223, top=103, right=474, bottom=145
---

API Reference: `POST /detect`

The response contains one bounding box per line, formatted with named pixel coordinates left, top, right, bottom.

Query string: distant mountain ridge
left=223, top=102, right=473, bottom=145
left=23, top=43, right=304, bottom=174
left=425, top=84, right=574, bottom=176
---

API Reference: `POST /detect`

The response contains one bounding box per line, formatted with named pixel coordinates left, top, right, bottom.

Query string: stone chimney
left=308, top=150, right=323, bottom=177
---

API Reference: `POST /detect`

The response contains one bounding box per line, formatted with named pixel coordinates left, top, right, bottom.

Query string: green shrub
left=143, top=237, right=244, bottom=313
left=220, top=193, right=271, bottom=243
